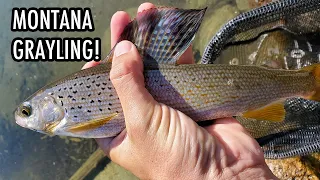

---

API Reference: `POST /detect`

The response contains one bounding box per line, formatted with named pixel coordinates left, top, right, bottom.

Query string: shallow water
left=0, top=0, right=255, bottom=179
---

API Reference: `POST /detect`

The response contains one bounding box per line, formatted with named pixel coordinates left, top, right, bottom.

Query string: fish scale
left=35, top=64, right=125, bottom=137
left=146, top=64, right=315, bottom=120
left=19, top=62, right=316, bottom=138
left=14, top=7, right=320, bottom=138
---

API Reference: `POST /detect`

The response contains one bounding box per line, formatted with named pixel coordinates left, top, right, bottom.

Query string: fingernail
left=114, top=41, right=133, bottom=57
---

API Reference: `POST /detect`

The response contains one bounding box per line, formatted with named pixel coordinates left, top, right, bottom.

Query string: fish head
left=15, top=93, right=65, bottom=134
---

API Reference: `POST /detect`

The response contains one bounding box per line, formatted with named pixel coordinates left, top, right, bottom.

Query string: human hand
left=83, top=3, right=277, bottom=179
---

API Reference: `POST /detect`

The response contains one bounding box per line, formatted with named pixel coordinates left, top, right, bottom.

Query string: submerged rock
left=266, top=153, right=320, bottom=179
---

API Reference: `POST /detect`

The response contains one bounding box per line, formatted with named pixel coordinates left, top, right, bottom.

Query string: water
left=0, top=0, right=255, bottom=179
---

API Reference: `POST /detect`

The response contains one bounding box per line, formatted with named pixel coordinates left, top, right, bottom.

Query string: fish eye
left=21, top=105, right=32, bottom=117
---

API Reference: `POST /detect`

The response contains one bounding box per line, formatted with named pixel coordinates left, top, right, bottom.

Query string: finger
left=83, top=11, right=131, bottom=69
left=110, top=41, right=156, bottom=134
left=95, top=130, right=130, bottom=164
left=95, top=137, right=114, bottom=155
left=137, top=2, right=194, bottom=65
left=95, top=129, right=127, bottom=156
left=204, top=118, right=244, bottom=137
left=111, top=11, right=131, bottom=48
left=213, top=118, right=250, bottom=135
left=205, top=118, right=264, bottom=164
left=204, top=118, right=257, bottom=148
left=137, top=2, right=156, bottom=13
left=82, top=61, right=100, bottom=70
left=213, top=117, right=242, bottom=125
left=111, top=3, right=155, bottom=49
left=177, top=46, right=195, bottom=64
left=204, top=118, right=247, bottom=135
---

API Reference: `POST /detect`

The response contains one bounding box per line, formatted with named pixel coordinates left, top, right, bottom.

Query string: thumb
left=110, top=40, right=157, bottom=137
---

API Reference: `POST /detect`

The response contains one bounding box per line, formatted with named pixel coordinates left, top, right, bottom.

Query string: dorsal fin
left=102, top=7, right=207, bottom=64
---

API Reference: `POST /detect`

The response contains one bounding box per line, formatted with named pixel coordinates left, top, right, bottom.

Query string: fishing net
left=201, top=0, right=320, bottom=158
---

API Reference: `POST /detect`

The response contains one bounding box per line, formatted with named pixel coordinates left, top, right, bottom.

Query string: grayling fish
left=14, top=7, right=320, bottom=138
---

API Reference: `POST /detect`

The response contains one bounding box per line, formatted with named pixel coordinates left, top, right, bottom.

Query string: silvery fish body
left=15, top=62, right=319, bottom=138
left=14, top=7, right=320, bottom=138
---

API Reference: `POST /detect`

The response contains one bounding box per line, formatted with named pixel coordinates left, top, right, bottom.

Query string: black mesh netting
left=201, top=0, right=320, bottom=158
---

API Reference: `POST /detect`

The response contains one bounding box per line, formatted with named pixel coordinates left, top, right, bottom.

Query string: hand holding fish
left=88, top=3, right=277, bottom=179
left=16, top=2, right=320, bottom=139
left=14, top=1, right=320, bottom=176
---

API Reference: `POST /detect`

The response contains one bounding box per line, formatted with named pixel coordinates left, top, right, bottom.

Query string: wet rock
left=236, top=0, right=250, bottom=11
left=185, top=0, right=217, bottom=9
left=266, top=154, right=320, bottom=179
left=249, top=0, right=274, bottom=9
left=236, top=0, right=275, bottom=11
left=193, top=4, right=240, bottom=59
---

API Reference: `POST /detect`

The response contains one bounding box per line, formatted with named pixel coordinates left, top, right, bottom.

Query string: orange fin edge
left=67, top=113, right=118, bottom=133
left=242, top=102, right=285, bottom=122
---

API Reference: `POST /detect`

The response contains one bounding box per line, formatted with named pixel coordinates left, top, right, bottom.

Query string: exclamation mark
left=95, top=38, right=101, bottom=61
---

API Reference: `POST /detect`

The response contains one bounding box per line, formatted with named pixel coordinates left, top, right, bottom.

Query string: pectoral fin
left=67, top=113, right=118, bottom=133
left=44, top=121, right=61, bottom=135
left=242, top=101, right=285, bottom=122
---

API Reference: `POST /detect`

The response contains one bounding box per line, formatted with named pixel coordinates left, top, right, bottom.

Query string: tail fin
left=102, top=7, right=207, bottom=65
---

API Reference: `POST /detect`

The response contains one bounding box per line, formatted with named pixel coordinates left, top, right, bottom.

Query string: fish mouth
left=14, top=110, right=45, bottom=133
left=14, top=110, right=27, bottom=128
